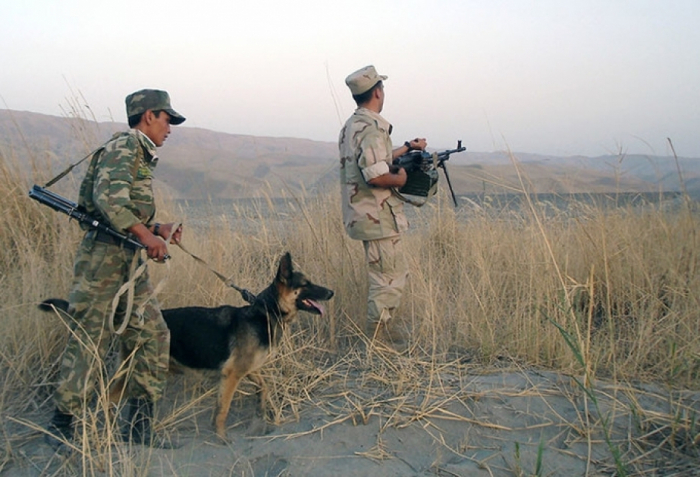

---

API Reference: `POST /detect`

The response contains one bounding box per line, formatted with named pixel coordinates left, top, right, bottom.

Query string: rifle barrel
left=30, top=185, right=78, bottom=208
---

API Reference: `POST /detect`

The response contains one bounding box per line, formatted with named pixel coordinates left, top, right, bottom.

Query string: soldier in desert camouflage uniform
left=45, top=89, right=185, bottom=450
left=339, top=65, right=427, bottom=350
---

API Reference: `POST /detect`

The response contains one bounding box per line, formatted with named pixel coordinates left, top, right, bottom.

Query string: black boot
left=121, top=397, right=173, bottom=448
left=122, top=397, right=152, bottom=444
left=45, top=408, right=74, bottom=451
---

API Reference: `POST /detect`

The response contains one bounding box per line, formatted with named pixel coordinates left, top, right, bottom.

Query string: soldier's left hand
left=409, top=138, right=427, bottom=151
left=157, top=223, right=183, bottom=244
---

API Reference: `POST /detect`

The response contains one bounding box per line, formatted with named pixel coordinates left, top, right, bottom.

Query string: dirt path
left=3, top=360, right=700, bottom=476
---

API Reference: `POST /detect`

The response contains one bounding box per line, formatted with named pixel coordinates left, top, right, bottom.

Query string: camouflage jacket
left=78, top=129, right=158, bottom=233
left=338, top=107, right=408, bottom=241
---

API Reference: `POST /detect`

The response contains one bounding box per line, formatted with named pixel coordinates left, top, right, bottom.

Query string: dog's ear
left=276, top=252, right=293, bottom=284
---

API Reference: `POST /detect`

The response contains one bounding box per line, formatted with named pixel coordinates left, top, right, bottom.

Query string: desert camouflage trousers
left=363, top=236, right=408, bottom=324
left=54, top=237, right=170, bottom=415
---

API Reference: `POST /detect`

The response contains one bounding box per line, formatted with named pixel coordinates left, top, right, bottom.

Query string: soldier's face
left=143, top=110, right=172, bottom=147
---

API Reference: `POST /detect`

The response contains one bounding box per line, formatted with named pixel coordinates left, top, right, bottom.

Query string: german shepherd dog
left=40, top=252, right=334, bottom=438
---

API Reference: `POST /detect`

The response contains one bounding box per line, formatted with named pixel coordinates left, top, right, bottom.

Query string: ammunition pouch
left=399, top=169, right=439, bottom=199
left=393, top=151, right=439, bottom=207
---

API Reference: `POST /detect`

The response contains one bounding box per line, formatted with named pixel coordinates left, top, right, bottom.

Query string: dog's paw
left=214, top=428, right=229, bottom=442
left=255, top=398, right=276, bottom=420
left=246, top=416, right=270, bottom=436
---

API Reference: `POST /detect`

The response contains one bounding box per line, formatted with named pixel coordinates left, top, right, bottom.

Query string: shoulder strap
left=43, top=144, right=105, bottom=188
left=43, top=130, right=140, bottom=188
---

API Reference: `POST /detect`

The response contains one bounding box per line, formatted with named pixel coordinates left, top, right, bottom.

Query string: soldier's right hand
left=141, top=234, right=169, bottom=262
left=395, top=167, right=408, bottom=186
left=128, top=223, right=169, bottom=261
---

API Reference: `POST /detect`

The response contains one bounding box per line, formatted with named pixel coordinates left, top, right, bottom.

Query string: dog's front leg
left=215, top=366, right=244, bottom=438
left=247, top=372, right=268, bottom=416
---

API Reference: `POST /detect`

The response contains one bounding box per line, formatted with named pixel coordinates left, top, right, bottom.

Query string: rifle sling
left=43, top=145, right=104, bottom=188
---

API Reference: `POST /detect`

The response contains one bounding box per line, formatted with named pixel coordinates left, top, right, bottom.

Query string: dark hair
left=352, top=81, right=382, bottom=105
left=128, top=110, right=163, bottom=128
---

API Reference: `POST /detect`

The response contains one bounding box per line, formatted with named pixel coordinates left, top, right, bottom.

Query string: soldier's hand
left=410, top=138, right=427, bottom=151
left=156, top=222, right=183, bottom=244
left=141, top=234, right=169, bottom=262
left=127, top=223, right=170, bottom=262
left=396, top=167, right=408, bottom=186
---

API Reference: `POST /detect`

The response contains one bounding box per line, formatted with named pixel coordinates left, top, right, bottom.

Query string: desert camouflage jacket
left=78, top=129, right=158, bottom=233
left=339, top=107, right=408, bottom=241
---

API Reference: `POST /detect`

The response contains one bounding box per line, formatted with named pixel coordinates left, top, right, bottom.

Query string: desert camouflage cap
left=345, top=65, right=388, bottom=96
left=125, top=89, right=186, bottom=125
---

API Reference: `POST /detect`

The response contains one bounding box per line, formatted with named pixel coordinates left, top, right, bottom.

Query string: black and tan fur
left=40, top=252, right=334, bottom=438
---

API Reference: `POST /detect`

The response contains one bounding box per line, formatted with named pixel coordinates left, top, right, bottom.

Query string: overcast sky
left=1, top=0, right=698, bottom=157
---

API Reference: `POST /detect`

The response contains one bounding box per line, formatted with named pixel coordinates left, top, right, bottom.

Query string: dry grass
left=1, top=130, right=700, bottom=475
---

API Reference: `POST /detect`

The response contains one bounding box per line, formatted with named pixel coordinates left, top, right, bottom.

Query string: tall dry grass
left=1, top=130, right=699, bottom=474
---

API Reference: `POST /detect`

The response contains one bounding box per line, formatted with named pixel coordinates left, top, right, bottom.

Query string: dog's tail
left=38, top=298, right=70, bottom=313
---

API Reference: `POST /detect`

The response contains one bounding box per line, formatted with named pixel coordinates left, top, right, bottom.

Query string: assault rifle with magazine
left=28, top=185, right=147, bottom=252
left=392, top=140, right=466, bottom=207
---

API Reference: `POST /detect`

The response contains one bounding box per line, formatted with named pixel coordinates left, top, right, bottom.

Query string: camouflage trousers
left=363, top=236, right=408, bottom=324
left=54, top=236, right=170, bottom=415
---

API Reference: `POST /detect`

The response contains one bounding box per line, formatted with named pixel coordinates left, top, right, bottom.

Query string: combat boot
left=385, top=318, right=409, bottom=351
left=367, top=320, right=408, bottom=352
left=121, top=397, right=174, bottom=448
left=122, top=397, right=154, bottom=444
left=44, top=408, right=74, bottom=451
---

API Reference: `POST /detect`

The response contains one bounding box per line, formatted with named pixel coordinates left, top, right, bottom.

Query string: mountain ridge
left=2, top=109, right=698, bottom=200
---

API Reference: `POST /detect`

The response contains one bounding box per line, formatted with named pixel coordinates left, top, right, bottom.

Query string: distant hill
left=2, top=109, right=698, bottom=200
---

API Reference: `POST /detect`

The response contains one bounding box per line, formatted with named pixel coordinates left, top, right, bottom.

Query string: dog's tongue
left=304, top=299, right=325, bottom=316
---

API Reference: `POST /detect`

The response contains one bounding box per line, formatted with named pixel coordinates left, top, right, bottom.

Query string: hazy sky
left=1, top=0, right=699, bottom=157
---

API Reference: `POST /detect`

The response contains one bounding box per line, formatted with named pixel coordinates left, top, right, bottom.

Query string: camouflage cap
left=345, top=65, right=388, bottom=96
left=125, top=89, right=186, bottom=125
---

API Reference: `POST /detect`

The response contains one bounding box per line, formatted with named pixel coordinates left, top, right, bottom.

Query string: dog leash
left=107, top=226, right=256, bottom=335
left=174, top=242, right=257, bottom=304
left=107, top=222, right=180, bottom=335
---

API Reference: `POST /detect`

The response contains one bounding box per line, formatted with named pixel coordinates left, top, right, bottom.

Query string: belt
left=91, top=229, right=140, bottom=251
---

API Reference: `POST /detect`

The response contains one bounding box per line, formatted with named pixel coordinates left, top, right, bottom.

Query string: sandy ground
left=3, top=349, right=700, bottom=476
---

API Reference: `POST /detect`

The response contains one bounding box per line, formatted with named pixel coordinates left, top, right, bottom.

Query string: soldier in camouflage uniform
left=45, top=89, right=186, bottom=450
left=339, top=65, right=427, bottom=350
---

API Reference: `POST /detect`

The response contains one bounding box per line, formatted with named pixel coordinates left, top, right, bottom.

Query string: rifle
left=393, top=140, right=466, bottom=207
left=28, top=185, right=147, bottom=252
